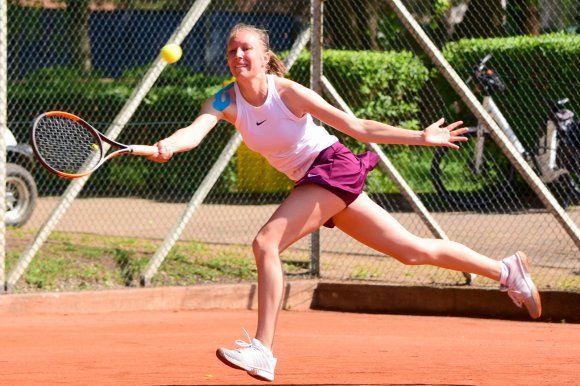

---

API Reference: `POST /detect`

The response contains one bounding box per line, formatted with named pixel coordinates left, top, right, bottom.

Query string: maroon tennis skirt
left=295, top=141, right=379, bottom=228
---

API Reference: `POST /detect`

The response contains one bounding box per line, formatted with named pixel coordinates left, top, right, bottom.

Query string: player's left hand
left=422, top=118, right=468, bottom=149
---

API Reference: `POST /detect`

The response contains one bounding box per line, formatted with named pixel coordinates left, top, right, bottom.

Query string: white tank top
left=233, top=75, right=338, bottom=181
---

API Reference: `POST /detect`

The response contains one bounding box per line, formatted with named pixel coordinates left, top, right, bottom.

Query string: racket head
left=31, top=111, right=105, bottom=178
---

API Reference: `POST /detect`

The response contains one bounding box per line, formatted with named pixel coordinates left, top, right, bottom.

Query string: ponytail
left=267, top=50, right=287, bottom=77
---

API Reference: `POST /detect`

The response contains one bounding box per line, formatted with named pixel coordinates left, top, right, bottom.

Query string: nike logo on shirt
left=256, top=120, right=267, bottom=126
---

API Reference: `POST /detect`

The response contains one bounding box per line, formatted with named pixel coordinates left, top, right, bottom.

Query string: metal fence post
left=0, top=0, right=7, bottom=290
left=309, top=0, right=324, bottom=277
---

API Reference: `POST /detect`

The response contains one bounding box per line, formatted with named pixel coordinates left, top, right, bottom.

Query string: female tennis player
left=148, top=23, right=541, bottom=382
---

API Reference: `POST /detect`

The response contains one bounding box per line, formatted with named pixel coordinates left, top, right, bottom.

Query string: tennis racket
left=31, top=111, right=158, bottom=179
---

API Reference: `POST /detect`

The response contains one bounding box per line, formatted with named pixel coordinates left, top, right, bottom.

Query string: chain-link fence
left=2, top=0, right=578, bottom=294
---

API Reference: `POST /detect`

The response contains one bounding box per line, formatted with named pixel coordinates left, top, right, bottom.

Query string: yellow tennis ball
left=160, top=43, right=182, bottom=64
left=91, top=143, right=99, bottom=151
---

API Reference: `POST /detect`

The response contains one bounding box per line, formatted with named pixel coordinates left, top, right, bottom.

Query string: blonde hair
left=228, top=23, right=288, bottom=77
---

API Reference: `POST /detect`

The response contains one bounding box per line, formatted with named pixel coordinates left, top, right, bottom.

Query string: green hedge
left=11, top=49, right=430, bottom=197
left=287, top=49, right=429, bottom=151
left=10, top=66, right=221, bottom=128
left=9, top=66, right=230, bottom=198
left=9, top=33, right=578, bottom=198
left=439, top=33, right=579, bottom=150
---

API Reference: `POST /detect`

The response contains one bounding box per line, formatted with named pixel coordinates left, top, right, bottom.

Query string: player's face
left=226, top=30, right=269, bottom=79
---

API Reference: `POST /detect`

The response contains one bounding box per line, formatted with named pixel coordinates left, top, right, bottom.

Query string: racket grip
left=130, top=145, right=159, bottom=157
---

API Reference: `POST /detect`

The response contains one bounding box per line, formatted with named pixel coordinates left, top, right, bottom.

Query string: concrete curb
left=313, top=282, right=580, bottom=323
left=1, top=281, right=578, bottom=323
left=0, top=280, right=317, bottom=315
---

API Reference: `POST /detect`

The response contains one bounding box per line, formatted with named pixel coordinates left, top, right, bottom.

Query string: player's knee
left=251, top=235, right=265, bottom=257
left=252, top=233, right=278, bottom=262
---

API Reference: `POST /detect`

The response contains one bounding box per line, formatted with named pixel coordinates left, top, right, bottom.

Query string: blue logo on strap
left=213, top=82, right=234, bottom=112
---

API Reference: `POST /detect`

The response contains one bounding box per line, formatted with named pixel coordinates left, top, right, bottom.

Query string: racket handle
left=130, top=145, right=159, bottom=157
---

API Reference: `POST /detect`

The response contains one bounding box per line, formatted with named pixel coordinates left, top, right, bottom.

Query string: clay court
left=4, top=199, right=579, bottom=385
left=1, top=285, right=579, bottom=386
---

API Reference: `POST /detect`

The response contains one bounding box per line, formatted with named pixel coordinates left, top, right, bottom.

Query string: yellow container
left=236, top=142, right=294, bottom=193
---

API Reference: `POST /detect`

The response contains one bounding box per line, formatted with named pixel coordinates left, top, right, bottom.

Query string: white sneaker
left=216, top=329, right=277, bottom=382
left=500, top=251, right=542, bottom=319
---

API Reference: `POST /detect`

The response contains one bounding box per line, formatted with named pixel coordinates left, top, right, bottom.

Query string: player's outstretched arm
left=148, top=98, right=223, bottom=163
left=283, top=79, right=468, bottom=148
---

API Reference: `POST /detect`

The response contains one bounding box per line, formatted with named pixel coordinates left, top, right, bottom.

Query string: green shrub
left=439, top=33, right=579, bottom=149
left=10, top=34, right=577, bottom=198
left=286, top=49, right=429, bottom=159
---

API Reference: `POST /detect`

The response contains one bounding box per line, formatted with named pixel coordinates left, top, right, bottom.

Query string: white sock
left=499, top=261, right=509, bottom=286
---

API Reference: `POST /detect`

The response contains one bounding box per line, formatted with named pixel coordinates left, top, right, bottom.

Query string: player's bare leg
left=333, top=193, right=500, bottom=279
left=333, top=193, right=541, bottom=318
left=216, top=184, right=346, bottom=381
left=252, top=183, right=346, bottom=347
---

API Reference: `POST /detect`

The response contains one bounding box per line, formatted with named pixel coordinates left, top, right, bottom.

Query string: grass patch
left=150, top=248, right=257, bottom=286
left=4, top=228, right=313, bottom=293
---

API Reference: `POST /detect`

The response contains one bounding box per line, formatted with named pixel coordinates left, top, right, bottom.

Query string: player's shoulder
left=213, top=82, right=235, bottom=104
left=209, top=80, right=236, bottom=113
left=274, top=76, right=310, bottom=99
left=273, top=75, right=299, bottom=90
left=196, top=80, right=237, bottom=124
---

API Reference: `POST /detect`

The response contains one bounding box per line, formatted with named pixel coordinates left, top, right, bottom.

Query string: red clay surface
left=1, top=305, right=578, bottom=385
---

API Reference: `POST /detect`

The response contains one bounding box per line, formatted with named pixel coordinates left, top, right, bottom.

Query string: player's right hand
left=148, top=140, right=174, bottom=163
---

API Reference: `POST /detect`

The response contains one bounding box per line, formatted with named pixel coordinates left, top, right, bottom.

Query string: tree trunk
left=452, top=0, right=507, bottom=39
left=325, top=0, right=385, bottom=50
left=67, top=0, right=92, bottom=73
left=507, top=0, right=541, bottom=35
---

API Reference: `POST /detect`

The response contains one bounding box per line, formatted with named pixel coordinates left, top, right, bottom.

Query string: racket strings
left=35, top=116, right=103, bottom=174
